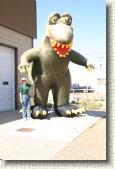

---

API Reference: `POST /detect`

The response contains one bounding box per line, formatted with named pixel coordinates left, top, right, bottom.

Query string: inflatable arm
left=70, top=50, right=95, bottom=70
left=70, top=50, right=87, bottom=67
left=18, top=48, right=41, bottom=73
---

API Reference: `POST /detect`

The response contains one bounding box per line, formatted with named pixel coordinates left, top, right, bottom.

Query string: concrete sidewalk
left=50, top=118, right=106, bottom=160
left=0, top=109, right=106, bottom=160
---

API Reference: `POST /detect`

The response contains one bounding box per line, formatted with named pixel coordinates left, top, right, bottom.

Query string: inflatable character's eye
left=61, top=15, right=72, bottom=25
left=49, top=14, right=60, bottom=24
left=65, top=17, right=72, bottom=25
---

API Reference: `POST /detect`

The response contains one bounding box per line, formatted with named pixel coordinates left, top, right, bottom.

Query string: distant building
left=97, top=78, right=106, bottom=86
left=94, top=57, right=106, bottom=92
left=0, top=0, right=37, bottom=112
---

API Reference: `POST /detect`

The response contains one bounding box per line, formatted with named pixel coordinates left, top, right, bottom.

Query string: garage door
left=0, top=45, right=15, bottom=112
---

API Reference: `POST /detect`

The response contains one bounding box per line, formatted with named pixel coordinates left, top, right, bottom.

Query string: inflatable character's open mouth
left=50, top=38, right=72, bottom=58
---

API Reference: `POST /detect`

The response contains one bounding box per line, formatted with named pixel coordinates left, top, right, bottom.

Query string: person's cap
left=21, top=77, right=27, bottom=81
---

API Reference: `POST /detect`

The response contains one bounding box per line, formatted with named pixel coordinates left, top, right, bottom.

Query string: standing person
left=19, top=77, right=32, bottom=121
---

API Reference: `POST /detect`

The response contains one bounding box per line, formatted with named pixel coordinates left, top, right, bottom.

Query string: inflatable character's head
left=46, top=13, right=73, bottom=58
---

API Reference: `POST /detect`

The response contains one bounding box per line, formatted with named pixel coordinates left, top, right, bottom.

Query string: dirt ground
left=50, top=118, right=106, bottom=160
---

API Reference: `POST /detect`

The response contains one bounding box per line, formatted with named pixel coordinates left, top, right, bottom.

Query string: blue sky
left=34, top=0, right=106, bottom=84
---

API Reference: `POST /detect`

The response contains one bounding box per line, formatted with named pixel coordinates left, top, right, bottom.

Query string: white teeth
left=57, top=51, right=60, bottom=54
left=62, top=45, right=64, bottom=48
left=66, top=45, right=69, bottom=48
left=57, top=42, right=60, bottom=47
left=50, top=38, right=72, bottom=58
left=51, top=41, right=56, bottom=47
left=51, top=39, right=54, bottom=43
left=50, top=38, right=57, bottom=46
left=51, top=41, right=55, bottom=46
left=51, top=43, right=54, bottom=47
left=50, top=38, right=72, bottom=49
left=54, top=40, right=57, bottom=45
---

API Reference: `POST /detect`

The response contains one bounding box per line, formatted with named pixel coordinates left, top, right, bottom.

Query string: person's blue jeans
left=21, top=95, right=31, bottom=119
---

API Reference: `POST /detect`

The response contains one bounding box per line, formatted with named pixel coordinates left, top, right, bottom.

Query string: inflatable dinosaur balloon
left=18, top=13, right=94, bottom=118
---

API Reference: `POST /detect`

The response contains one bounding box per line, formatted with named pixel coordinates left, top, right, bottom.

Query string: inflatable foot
left=56, top=104, right=86, bottom=117
left=32, top=106, right=48, bottom=119
left=56, top=104, right=79, bottom=117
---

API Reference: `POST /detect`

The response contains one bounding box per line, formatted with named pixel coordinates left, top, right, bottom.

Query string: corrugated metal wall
left=0, top=0, right=37, bottom=38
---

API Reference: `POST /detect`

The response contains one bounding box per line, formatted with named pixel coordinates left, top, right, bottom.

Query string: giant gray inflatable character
left=18, top=13, right=94, bottom=118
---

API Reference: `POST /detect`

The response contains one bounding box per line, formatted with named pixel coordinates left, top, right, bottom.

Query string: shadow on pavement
left=86, top=110, right=106, bottom=118
left=0, top=110, right=22, bottom=125
left=0, top=109, right=106, bottom=125
left=42, top=109, right=106, bottom=120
